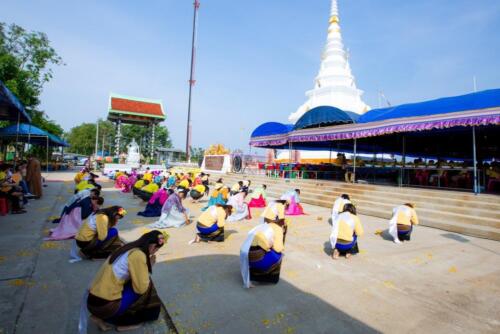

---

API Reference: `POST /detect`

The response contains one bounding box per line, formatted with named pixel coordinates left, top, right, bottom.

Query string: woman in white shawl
left=149, top=188, right=190, bottom=229
left=227, top=190, right=250, bottom=222
left=331, top=194, right=351, bottom=221
left=388, top=203, right=419, bottom=243
left=281, top=189, right=304, bottom=215
left=329, top=203, right=364, bottom=259
left=240, top=200, right=288, bottom=288
left=240, top=219, right=286, bottom=288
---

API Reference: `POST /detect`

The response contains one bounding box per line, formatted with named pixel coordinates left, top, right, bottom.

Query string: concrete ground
left=1, top=171, right=499, bottom=334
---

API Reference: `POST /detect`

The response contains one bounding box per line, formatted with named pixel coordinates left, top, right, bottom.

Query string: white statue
left=126, top=139, right=140, bottom=166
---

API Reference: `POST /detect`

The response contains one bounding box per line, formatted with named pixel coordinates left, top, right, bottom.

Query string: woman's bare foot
left=345, top=253, right=351, bottom=260
left=116, top=324, right=142, bottom=332
left=189, top=235, right=200, bottom=244
left=332, top=249, right=339, bottom=260
left=90, top=315, right=112, bottom=332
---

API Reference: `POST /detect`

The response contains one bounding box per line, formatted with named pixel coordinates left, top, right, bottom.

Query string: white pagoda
left=289, top=0, right=370, bottom=123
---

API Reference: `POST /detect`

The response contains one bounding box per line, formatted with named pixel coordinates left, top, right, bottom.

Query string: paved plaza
left=1, top=171, right=499, bottom=334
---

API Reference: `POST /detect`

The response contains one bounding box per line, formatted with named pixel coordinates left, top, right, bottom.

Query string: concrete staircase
left=222, top=173, right=500, bottom=241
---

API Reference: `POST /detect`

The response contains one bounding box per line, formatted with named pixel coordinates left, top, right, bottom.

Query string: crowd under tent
left=250, top=89, right=500, bottom=193
left=0, top=123, right=69, bottom=172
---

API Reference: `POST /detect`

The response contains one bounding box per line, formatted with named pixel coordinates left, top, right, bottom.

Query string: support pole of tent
left=27, top=124, right=32, bottom=152
left=329, top=142, right=332, bottom=163
left=14, top=112, right=20, bottom=167
left=402, top=135, right=406, bottom=187
left=472, top=126, right=478, bottom=194
left=288, top=142, right=292, bottom=163
left=46, top=136, right=49, bottom=174
left=353, top=138, right=357, bottom=183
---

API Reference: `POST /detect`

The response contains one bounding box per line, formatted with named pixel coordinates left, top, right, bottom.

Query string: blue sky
left=3, top=0, right=500, bottom=152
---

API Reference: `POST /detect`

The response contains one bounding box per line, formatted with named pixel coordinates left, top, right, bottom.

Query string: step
left=227, top=177, right=500, bottom=215
left=225, top=174, right=500, bottom=204
left=261, top=194, right=500, bottom=241
left=263, top=185, right=500, bottom=220
left=233, top=179, right=500, bottom=206
left=264, top=190, right=500, bottom=229
left=222, top=174, right=500, bottom=240
left=224, top=175, right=500, bottom=210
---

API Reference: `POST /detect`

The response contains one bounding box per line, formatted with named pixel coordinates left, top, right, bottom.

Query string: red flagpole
left=186, top=0, right=200, bottom=163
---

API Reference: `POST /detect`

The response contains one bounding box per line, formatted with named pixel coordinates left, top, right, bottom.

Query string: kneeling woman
left=193, top=204, right=233, bottom=243
left=388, top=203, right=419, bottom=243
left=138, top=188, right=170, bottom=217
left=248, top=185, right=267, bottom=208
left=227, top=191, right=251, bottom=222
left=75, top=206, right=126, bottom=259
left=201, top=181, right=229, bottom=211
left=329, top=203, right=364, bottom=259
left=190, top=184, right=208, bottom=203
left=240, top=200, right=288, bottom=287
left=149, top=189, right=189, bottom=229
left=86, top=230, right=166, bottom=332
left=136, top=181, right=159, bottom=202
left=281, top=189, right=304, bottom=216
left=47, top=195, right=104, bottom=240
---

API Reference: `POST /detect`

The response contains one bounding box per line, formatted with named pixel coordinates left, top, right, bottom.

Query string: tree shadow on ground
left=155, top=254, right=381, bottom=334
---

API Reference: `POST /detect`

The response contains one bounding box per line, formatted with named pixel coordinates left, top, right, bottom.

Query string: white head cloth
left=332, top=197, right=351, bottom=220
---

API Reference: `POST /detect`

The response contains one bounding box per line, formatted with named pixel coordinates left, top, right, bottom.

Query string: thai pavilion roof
left=108, top=93, right=166, bottom=125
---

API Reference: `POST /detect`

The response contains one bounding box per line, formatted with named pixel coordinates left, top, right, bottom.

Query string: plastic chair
left=0, top=198, right=8, bottom=216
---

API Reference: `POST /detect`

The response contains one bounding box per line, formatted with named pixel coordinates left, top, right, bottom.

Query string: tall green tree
left=190, top=147, right=205, bottom=164
left=0, top=22, right=64, bottom=136
left=66, top=123, right=97, bottom=155
left=120, top=124, right=172, bottom=149
left=66, top=120, right=173, bottom=158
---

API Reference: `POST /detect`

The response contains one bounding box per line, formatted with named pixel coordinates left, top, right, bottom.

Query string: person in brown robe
left=26, top=156, right=42, bottom=198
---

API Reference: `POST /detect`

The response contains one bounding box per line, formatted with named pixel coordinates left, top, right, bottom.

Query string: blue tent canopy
left=0, top=123, right=68, bottom=147
left=294, top=106, right=358, bottom=130
left=0, top=80, right=32, bottom=123
left=359, top=89, right=500, bottom=123
left=251, top=122, right=294, bottom=137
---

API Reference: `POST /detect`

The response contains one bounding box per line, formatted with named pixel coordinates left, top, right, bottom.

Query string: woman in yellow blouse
left=178, top=178, right=191, bottom=190
left=201, top=181, right=229, bottom=211
left=192, top=204, right=233, bottom=243
left=134, top=180, right=159, bottom=202
left=86, top=230, right=166, bottom=331
left=74, top=168, right=88, bottom=184
left=75, top=206, right=126, bottom=259
left=240, top=202, right=288, bottom=287
left=190, top=184, right=207, bottom=202
left=388, top=203, right=419, bottom=243
left=329, top=203, right=364, bottom=259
